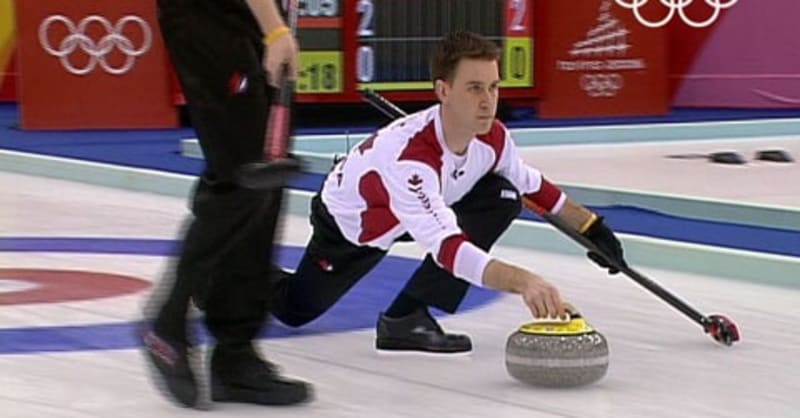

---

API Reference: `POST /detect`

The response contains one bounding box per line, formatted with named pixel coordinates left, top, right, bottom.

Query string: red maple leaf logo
left=357, top=134, right=377, bottom=155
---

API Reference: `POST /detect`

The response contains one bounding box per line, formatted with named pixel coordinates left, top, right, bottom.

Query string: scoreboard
left=288, top=0, right=537, bottom=103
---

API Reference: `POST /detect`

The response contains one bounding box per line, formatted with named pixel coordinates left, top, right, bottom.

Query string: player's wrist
left=264, top=26, right=290, bottom=46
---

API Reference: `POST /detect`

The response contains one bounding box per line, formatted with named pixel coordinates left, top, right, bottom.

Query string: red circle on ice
left=0, top=268, right=150, bottom=305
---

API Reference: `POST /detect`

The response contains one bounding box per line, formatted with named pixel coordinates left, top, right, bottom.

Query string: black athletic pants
left=154, top=0, right=282, bottom=347
left=272, top=174, right=522, bottom=326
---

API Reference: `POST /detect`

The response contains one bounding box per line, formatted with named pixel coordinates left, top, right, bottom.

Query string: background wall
left=2, top=0, right=798, bottom=109
left=669, top=0, right=800, bottom=108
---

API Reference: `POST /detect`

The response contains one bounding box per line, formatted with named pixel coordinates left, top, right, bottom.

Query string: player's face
left=441, top=58, right=500, bottom=135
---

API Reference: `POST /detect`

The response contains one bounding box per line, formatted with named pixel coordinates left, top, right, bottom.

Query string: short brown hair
left=430, top=31, right=501, bottom=84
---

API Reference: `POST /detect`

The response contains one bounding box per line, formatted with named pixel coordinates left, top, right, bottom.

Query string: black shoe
left=138, top=324, right=200, bottom=408
left=210, top=344, right=312, bottom=406
left=375, top=308, right=472, bottom=353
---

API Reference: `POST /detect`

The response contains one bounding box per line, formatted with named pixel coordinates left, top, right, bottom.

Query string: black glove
left=582, top=216, right=626, bottom=274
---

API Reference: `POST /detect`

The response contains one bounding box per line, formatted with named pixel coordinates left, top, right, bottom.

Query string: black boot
left=138, top=324, right=200, bottom=408
left=375, top=308, right=472, bottom=353
left=210, top=344, right=312, bottom=406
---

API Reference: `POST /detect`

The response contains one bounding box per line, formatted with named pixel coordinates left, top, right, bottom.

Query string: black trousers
left=154, top=0, right=282, bottom=346
left=272, top=174, right=523, bottom=327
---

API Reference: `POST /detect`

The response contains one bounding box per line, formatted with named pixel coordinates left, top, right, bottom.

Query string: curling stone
left=505, top=313, right=609, bottom=388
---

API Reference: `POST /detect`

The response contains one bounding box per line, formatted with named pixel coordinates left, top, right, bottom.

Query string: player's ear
left=435, top=79, right=448, bottom=102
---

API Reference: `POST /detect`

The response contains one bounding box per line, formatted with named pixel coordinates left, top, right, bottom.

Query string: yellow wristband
left=578, top=212, right=598, bottom=234
left=264, top=26, right=290, bottom=46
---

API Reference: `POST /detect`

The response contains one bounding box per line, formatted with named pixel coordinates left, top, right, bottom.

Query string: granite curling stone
left=505, top=313, right=609, bottom=387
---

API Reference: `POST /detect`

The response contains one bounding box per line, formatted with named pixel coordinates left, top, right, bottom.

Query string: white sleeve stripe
left=551, top=193, right=568, bottom=214
left=453, top=242, right=492, bottom=287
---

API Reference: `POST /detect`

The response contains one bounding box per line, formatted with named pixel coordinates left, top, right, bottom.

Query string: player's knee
left=497, top=187, right=523, bottom=219
left=478, top=174, right=523, bottom=217
left=493, top=178, right=523, bottom=223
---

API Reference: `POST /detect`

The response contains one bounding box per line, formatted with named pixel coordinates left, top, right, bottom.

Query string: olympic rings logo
left=614, top=0, right=737, bottom=28
left=38, top=15, right=153, bottom=76
left=580, top=73, right=624, bottom=97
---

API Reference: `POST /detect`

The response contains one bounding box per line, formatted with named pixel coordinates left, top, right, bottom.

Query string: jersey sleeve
left=493, top=127, right=566, bottom=214
left=382, top=161, right=492, bottom=287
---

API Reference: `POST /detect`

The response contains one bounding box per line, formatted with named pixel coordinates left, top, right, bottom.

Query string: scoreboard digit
left=502, top=0, right=533, bottom=87
left=297, top=51, right=342, bottom=93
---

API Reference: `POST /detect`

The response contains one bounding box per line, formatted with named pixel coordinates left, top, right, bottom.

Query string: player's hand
left=582, top=216, right=627, bottom=274
left=264, top=32, right=299, bottom=86
left=520, top=273, right=566, bottom=319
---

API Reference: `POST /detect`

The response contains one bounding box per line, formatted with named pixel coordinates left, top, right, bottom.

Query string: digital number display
left=283, top=0, right=536, bottom=102
left=354, top=0, right=533, bottom=91
left=297, top=51, right=342, bottom=93
left=288, top=0, right=345, bottom=93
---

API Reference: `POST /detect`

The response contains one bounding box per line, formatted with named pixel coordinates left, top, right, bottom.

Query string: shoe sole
left=375, top=338, right=472, bottom=354
left=142, top=351, right=207, bottom=409
left=211, top=382, right=312, bottom=406
left=138, top=328, right=211, bottom=410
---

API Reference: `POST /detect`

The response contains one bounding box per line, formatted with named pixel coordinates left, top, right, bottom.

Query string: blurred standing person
left=139, top=0, right=310, bottom=409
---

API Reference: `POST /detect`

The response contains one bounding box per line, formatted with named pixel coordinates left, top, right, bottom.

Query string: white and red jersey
left=321, top=104, right=566, bottom=287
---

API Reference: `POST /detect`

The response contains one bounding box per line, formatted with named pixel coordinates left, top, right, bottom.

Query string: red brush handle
left=263, top=63, right=295, bottom=159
